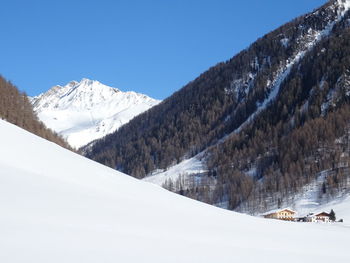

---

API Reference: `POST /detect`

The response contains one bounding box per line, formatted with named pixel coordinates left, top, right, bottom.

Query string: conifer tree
left=329, top=209, right=336, bottom=222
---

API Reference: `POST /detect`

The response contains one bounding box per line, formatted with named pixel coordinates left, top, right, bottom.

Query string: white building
left=305, top=212, right=331, bottom=223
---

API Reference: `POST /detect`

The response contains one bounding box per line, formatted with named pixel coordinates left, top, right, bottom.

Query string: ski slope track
left=0, top=119, right=350, bottom=263
left=31, top=78, right=160, bottom=149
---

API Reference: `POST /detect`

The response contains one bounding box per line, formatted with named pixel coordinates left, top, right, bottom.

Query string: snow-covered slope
left=31, top=78, right=160, bottom=148
left=143, top=0, right=350, bottom=206
left=0, top=119, right=350, bottom=263
left=143, top=153, right=207, bottom=186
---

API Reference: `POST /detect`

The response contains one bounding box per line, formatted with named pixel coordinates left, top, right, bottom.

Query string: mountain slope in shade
left=31, top=78, right=160, bottom=148
left=86, top=0, right=350, bottom=213
left=0, top=118, right=350, bottom=263
left=88, top=0, right=350, bottom=177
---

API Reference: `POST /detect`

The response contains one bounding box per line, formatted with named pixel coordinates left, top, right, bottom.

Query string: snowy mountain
left=31, top=78, right=160, bottom=148
left=87, top=0, right=350, bottom=214
left=1, top=118, right=350, bottom=263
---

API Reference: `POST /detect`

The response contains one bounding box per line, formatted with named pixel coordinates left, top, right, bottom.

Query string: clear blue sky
left=0, top=0, right=327, bottom=100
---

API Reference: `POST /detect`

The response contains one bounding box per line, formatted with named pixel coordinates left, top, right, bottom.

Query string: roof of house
left=315, top=212, right=330, bottom=217
left=262, top=208, right=297, bottom=216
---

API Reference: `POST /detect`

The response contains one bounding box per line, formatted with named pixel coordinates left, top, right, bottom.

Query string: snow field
left=1, top=119, right=350, bottom=262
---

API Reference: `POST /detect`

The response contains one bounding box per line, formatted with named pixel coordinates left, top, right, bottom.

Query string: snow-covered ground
left=285, top=169, right=350, bottom=220
left=31, top=78, right=160, bottom=149
left=143, top=153, right=207, bottom=186
left=1, top=119, right=350, bottom=263
left=314, top=194, right=350, bottom=221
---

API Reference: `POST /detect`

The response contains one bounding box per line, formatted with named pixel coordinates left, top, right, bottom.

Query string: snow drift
left=0, top=119, right=349, bottom=263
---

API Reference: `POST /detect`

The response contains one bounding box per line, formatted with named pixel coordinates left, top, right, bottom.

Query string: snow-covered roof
left=298, top=211, right=332, bottom=218
left=315, top=212, right=331, bottom=217
left=261, top=208, right=297, bottom=216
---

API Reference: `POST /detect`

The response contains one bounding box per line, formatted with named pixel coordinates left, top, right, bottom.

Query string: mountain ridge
left=31, top=78, right=160, bottom=149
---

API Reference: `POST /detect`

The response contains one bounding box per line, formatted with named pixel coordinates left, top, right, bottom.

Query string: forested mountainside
left=87, top=0, right=350, bottom=213
left=0, top=76, right=71, bottom=149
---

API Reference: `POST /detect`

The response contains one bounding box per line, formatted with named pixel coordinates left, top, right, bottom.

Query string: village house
left=314, top=212, right=331, bottom=222
left=298, top=212, right=332, bottom=223
left=263, top=208, right=296, bottom=221
left=305, top=213, right=317, bottom=222
left=263, top=208, right=338, bottom=223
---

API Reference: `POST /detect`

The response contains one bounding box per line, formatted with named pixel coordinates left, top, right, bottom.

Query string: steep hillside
left=0, top=75, right=70, bottom=149
left=31, top=78, right=160, bottom=149
left=86, top=0, right=350, bottom=213
left=1, top=118, right=350, bottom=263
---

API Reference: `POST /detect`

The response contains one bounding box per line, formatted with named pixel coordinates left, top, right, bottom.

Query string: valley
left=2, top=0, right=350, bottom=262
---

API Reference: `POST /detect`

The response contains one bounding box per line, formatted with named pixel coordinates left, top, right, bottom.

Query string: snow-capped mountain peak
left=33, top=78, right=122, bottom=110
left=32, top=78, right=161, bottom=149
